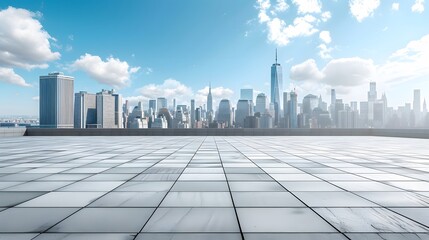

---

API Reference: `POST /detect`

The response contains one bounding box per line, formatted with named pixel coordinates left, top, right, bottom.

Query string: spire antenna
left=275, top=48, right=278, bottom=64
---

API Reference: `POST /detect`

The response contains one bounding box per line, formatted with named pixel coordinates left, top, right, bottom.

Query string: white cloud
left=71, top=53, right=140, bottom=89
left=0, top=67, right=31, bottom=87
left=319, top=31, right=331, bottom=44
left=377, top=34, right=429, bottom=84
left=0, top=7, right=60, bottom=69
left=318, top=44, right=333, bottom=59
left=290, top=59, right=324, bottom=81
left=266, top=15, right=319, bottom=46
left=292, top=0, right=322, bottom=14
left=275, top=0, right=289, bottom=12
left=321, top=11, right=331, bottom=22
left=392, top=3, right=400, bottom=11
left=291, top=34, right=429, bottom=88
left=349, top=0, right=380, bottom=22
left=137, top=79, right=193, bottom=106
left=257, top=0, right=271, bottom=23
left=412, top=0, right=424, bottom=13
left=290, top=57, right=375, bottom=87
left=256, top=0, right=327, bottom=46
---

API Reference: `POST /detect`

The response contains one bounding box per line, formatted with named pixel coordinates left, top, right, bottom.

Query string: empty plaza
left=0, top=136, right=428, bottom=240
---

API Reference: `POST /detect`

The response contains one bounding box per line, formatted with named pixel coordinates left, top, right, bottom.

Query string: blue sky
left=0, top=0, right=428, bottom=115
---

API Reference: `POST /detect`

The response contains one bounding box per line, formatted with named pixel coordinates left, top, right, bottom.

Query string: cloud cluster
left=256, top=0, right=330, bottom=46
left=0, top=7, right=60, bottom=87
left=291, top=33, right=429, bottom=91
left=349, top=0, right=380, bottom=22
left=71, top=54, right=140, bottom=89
left=290, top=57, right=375, bottom=87
left=0, top=67, right=31, bottom=87
left=392, top=3, right=400, bottom=11
left=292, top=0, right=322, bottom=14
left=412, top=0, right=425, bottom=13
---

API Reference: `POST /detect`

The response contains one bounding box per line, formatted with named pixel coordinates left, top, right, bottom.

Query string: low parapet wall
left=23, top=128, right=429, bottom=139
left=0, top=128, right=27, bottom=137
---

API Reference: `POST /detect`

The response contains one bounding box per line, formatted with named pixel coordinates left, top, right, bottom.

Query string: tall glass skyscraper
left=218, top=99, right=232, bottom=127
left=271, top=49, right=282, bottom=126
left=39, top=72, right=74, bottom=128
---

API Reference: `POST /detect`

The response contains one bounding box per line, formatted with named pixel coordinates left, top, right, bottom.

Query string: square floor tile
left=142, top=208, right=239, bottom=232
left=315, top=208, right=429, bottom=233
left=237, top=208, right=337, bottom=232
left=49, top=208, right=155, bottom=233
left=0, top=208, right=77, bottom=232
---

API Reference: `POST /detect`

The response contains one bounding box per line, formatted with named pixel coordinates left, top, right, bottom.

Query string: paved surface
left=0, top=136, right=428, bottom=240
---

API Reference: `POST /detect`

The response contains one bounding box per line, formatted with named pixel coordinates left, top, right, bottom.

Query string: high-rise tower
left=207, top=83, right=213, bottom=113
left=271, top=49, right=283, bottom=126
left=39, top=72, right=74, bottom=128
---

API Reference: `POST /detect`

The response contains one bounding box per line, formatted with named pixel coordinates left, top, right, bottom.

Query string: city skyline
left=0, top=1, right=429, bottom=116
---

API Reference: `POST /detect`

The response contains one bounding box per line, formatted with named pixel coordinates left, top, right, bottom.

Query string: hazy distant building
left=218, top=99, right=232, bottom=127
left=271, top=49, right=282, bottom=126
left=413, top=89, right=421, bottom=120
left=207, top=83, right=213, bottom=113
left=330, top=89, right=336, bottom=124
left=241, top=89, right=253, bottom=102
left=302, top=94, right=318, bottom=128
left=260, top=113, right=273, bottom=128
left=255, top=93, right=267, bottom=114
left=235, top=100, right=253, bottom=128
left=149, top=100, right=157, bottom=114
left=74, top=91, right=96, bottom=128
left=157, top=97, right=167, bottom=113
left=289, top=91, right=297, bottom=128
left=39, top=72, right=74, bottom=128
left=190, top=99, right=195, bottom=128
left=158, top=108, right=172, bottom=128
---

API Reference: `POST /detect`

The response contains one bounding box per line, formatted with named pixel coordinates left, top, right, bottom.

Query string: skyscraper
left=367, top=82, right=377, bottom=126
left=271, top=49, right=282, bottom=126
left=368, top=82, right=377, bottom=102
left=96, top=89, right=122, bottom=128
left=289, top=91, right=297, bottom=128
left=218, top=99, right=232, bottom=127
left=74, top=91, right=96, bottom=128
left=190, top=99, right=195, bottom=128
left=255, top=93, right=267, bottom=114
left=235, top=100, right=252, bottom=128
left=240, top=89, right=253, bottom=102
left=149, top=100, right=157, bottom=113
left=157, top=97, right=167, bottom=113
left=413, top=89, right=421, bottom=114
left=39, top=72, right=74, bottom=128
left=207, top=83, right=213, bottom=113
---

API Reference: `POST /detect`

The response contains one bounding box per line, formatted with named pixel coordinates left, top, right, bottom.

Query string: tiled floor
left=0, top=136, right=428, bottom=240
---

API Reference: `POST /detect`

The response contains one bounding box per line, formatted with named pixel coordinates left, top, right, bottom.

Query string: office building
left=74, top=91, right=96, bottom=128
left=157, top=97, right=167, bottom=113
left=39, top=72, right=74, bottom=128
left=217, top=99, right=232, bottom=127
left=289, top=91, right=297, bottom=128
left=149, top=100, right=157, bottom=114
left=240, top=89, right=253, bottom=102
left=255, top=93, right=267, bottom=114
left=96, top=89, right=122, bottom=128
left=190, top=99, right=195, bottom=128
left=235, top=100, right=253, bottom=128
